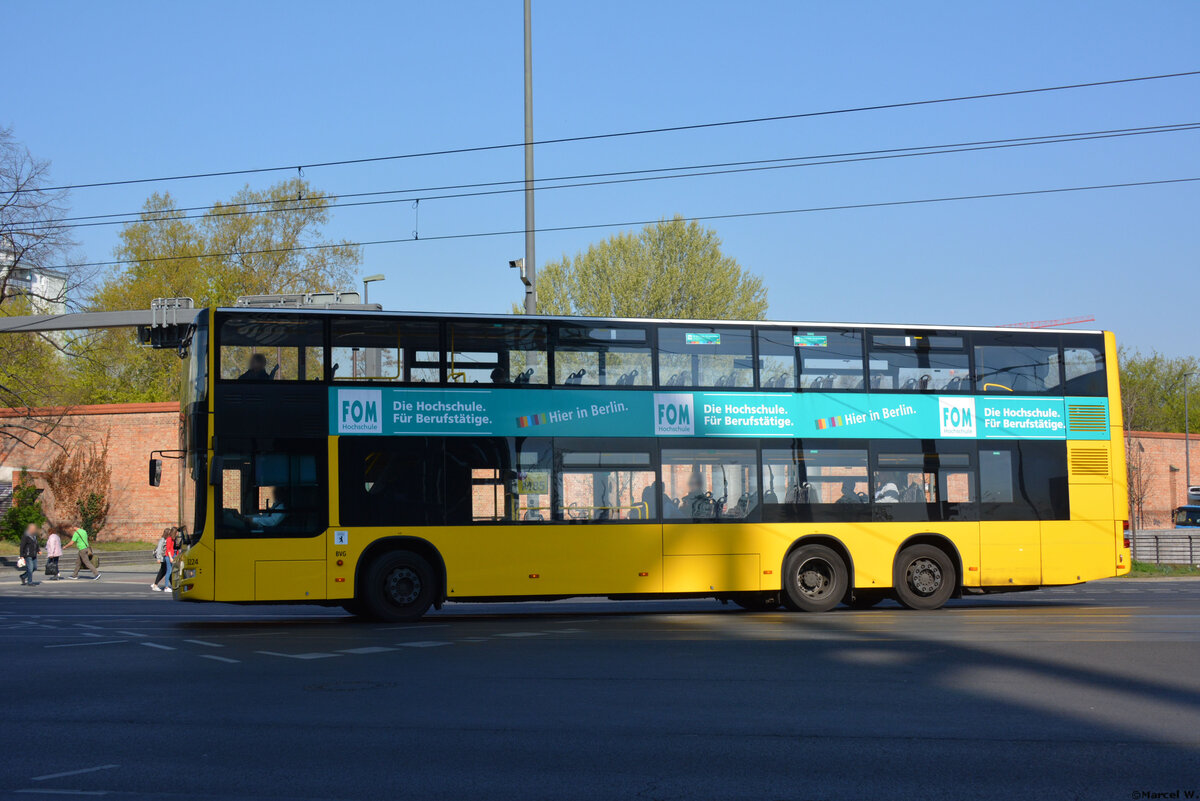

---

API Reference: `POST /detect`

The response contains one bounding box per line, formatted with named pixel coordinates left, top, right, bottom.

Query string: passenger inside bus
left=837, top=479, right=866, bottom=504
left=875, top=474, right=901, bottom=503
left=239, top=353, right=278, bottom=381
left=490, top=367, right=508, bottom=385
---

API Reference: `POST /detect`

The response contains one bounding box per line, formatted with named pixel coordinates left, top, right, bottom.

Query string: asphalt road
left=1, top=570, right=1198, bottom=801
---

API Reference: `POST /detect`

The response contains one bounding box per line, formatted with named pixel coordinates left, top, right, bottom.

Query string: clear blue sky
left=5, top=1, right=1197, bottom=356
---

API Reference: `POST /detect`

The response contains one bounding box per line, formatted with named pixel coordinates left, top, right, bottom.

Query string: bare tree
left=1125, top=438, right=1154, bottom=533
left=0, top=126, right=91, bottom=447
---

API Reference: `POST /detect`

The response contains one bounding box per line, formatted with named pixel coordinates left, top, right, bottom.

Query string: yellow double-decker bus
left=162, top=307, right=1129, bottom=620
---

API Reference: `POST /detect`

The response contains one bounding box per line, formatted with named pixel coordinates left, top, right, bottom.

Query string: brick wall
left=1125, top=431, right=1200, bottom=528
left=0, top=403, right=181, bottom=542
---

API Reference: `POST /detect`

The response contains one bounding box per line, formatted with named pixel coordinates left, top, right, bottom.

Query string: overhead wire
left=44, top=176, right=1200, bottom=272
left=10, top=69, right=1200, bottom=196
left=15, top=122, right=1200, bottom=234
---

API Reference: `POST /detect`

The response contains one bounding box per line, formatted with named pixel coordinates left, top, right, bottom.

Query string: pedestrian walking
left=66, top=527, right=100, bottom=580
left=44, top=526, right=62, bottom=581
left=18, top=523, right=39, bottom=586
left=150, top=530, right=172, bottom=591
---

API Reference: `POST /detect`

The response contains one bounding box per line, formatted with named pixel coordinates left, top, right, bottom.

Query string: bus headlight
left=183, top=568, right=197, bottom=579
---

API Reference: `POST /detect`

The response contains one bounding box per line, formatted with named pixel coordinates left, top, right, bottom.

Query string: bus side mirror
left=209, top=455, right=224, bottom=485
left=149, top=458, right=163, bottom=487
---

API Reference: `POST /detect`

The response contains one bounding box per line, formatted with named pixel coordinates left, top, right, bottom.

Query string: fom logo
left=338, top=389, right=382, bottom=434
left=938, top=397, right=976, bottom=438
left=654, top=393, right=695, bottom=435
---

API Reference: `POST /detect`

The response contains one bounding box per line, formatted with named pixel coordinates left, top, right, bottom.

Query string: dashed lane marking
left=141, top=642, right=175, bottom=651
left=15, top=788, right=112, bottom=796
left=115, top=630, right=147, bottom=638
left=255, top=651, right=341, bottom=660
left=496, top=632, right=546, bottom=638
left=44, top=640, right=127, bottom=649
left=31, top=764, right=119, bottom=781
left=339, top=646, right=398, bottom=655
left=198, top=654, right=240, bottom=664
left=396, top=641, right=451, bottom=648
left=183, top=639, right=223, bottom=647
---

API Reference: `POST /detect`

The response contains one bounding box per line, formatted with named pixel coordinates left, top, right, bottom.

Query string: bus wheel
left=782, top=545, right=847, bottom=613
left=364, top=551, right=436, bottom=622
left=846, top=591, right=885, bottom=609
left=893, top=545, right=956, bottom=610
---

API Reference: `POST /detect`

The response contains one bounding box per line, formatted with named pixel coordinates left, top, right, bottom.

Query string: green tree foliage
left=0, top=470, right=46, bottom=543
left=73, top=179, right=361, bottom=403
left=1119, top=349, right=1200, bottom=433
left=521, top=217, right=768, bottom=320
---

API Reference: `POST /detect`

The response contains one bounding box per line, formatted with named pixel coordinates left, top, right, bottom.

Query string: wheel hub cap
left=797, top=559, right=832, bottom=598
left=386, top=567, right=421, bottom=605
left=908, top=558, right=942, bottom=596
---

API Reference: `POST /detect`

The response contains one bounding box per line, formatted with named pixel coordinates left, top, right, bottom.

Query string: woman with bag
left=18, top=523, right=39, bottom=586
left=44, top=526, right=62, bottom=580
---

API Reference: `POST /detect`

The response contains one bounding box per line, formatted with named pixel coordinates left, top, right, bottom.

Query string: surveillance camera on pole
left=510, top=258, right=535, bottom=313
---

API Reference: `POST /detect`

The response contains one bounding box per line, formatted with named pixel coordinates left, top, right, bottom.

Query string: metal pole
left=523, top=0, right=536, bottom=315
left=1186, top=374, right=1192, bottom=494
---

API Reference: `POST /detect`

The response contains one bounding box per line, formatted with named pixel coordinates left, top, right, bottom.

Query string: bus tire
left=782, top=545, right=847, bottom=613
left=846, top=591, right=885, bottom=609
left=893, top=544, right=956, bottom=610
left=363, top=550, right=437, bottom=622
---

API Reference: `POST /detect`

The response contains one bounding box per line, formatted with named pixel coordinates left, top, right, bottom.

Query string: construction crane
left=1001, top=315, right=1096, bottom=329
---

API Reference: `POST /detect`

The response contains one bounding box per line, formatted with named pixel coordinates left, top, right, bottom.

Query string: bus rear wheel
left=782, top=545, right=847, bottom=613
left=893, top=544, right=956, bottom=610
left=363, top=551, right=437, bottom=622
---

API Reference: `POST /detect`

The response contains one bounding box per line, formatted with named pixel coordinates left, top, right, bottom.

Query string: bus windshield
left=180, top=312, right=208, bottom=542
left=1175, top=507, right=1200, bottom=528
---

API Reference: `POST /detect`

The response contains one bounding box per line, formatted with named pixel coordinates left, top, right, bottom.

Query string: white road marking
left=44, top=640, right=127, bottom=649
left=115, top=630, right=147, bottom=638
left=496, top=632, right=546, bottom=638
left=79, top=632, right=103, bottom=638
left=542, top=628, right=585, bottom=633
left=339, top=646, right=397, bottom=655
left=31, top=764, right=119, bottom=781
left=72, top=623, right=103, bottom=629
left=141, top=642, right=175, bottom=651
left=16, top=790, right=111, bottom=796
left=198, top=655, right=240, bottom=664
left=396, top=641, right=451, bottom=648
left=255, top=651, right=341, bottom=660
left=458, top=637, right=490, bottom=642
left=183, top=639, right=223, bottom=647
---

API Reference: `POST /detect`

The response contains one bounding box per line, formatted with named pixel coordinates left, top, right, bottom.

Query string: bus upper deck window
left=868, top=332, right=968, bottom=392
left=448, top=322, right=548, bottom=386
left=973, top=332, right=1059, bottom=395
left=219, top=317, right=324, bottom=383
left=553, top=325, right=651, bottom=387
left=657, top=327, right=753, bottom=389
left=1061, top=336, right=1107, bottom=396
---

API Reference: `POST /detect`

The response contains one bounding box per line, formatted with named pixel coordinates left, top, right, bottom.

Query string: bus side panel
left=663, top=554, right=760, bottom=593
left=215, top=536, right=327, bottom=602
left=981, top=521, right=1040, bottom=586
left=440, top=524, right=663, bottom=598
left=1041, top=520, right=1114, bottom=584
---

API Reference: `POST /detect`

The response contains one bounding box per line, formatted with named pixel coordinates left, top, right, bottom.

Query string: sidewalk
left=1, top=559, right=162, bottom=589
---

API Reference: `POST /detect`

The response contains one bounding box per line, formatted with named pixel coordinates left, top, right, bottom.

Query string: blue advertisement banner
left=330, top=388, right=1109, bottom=441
